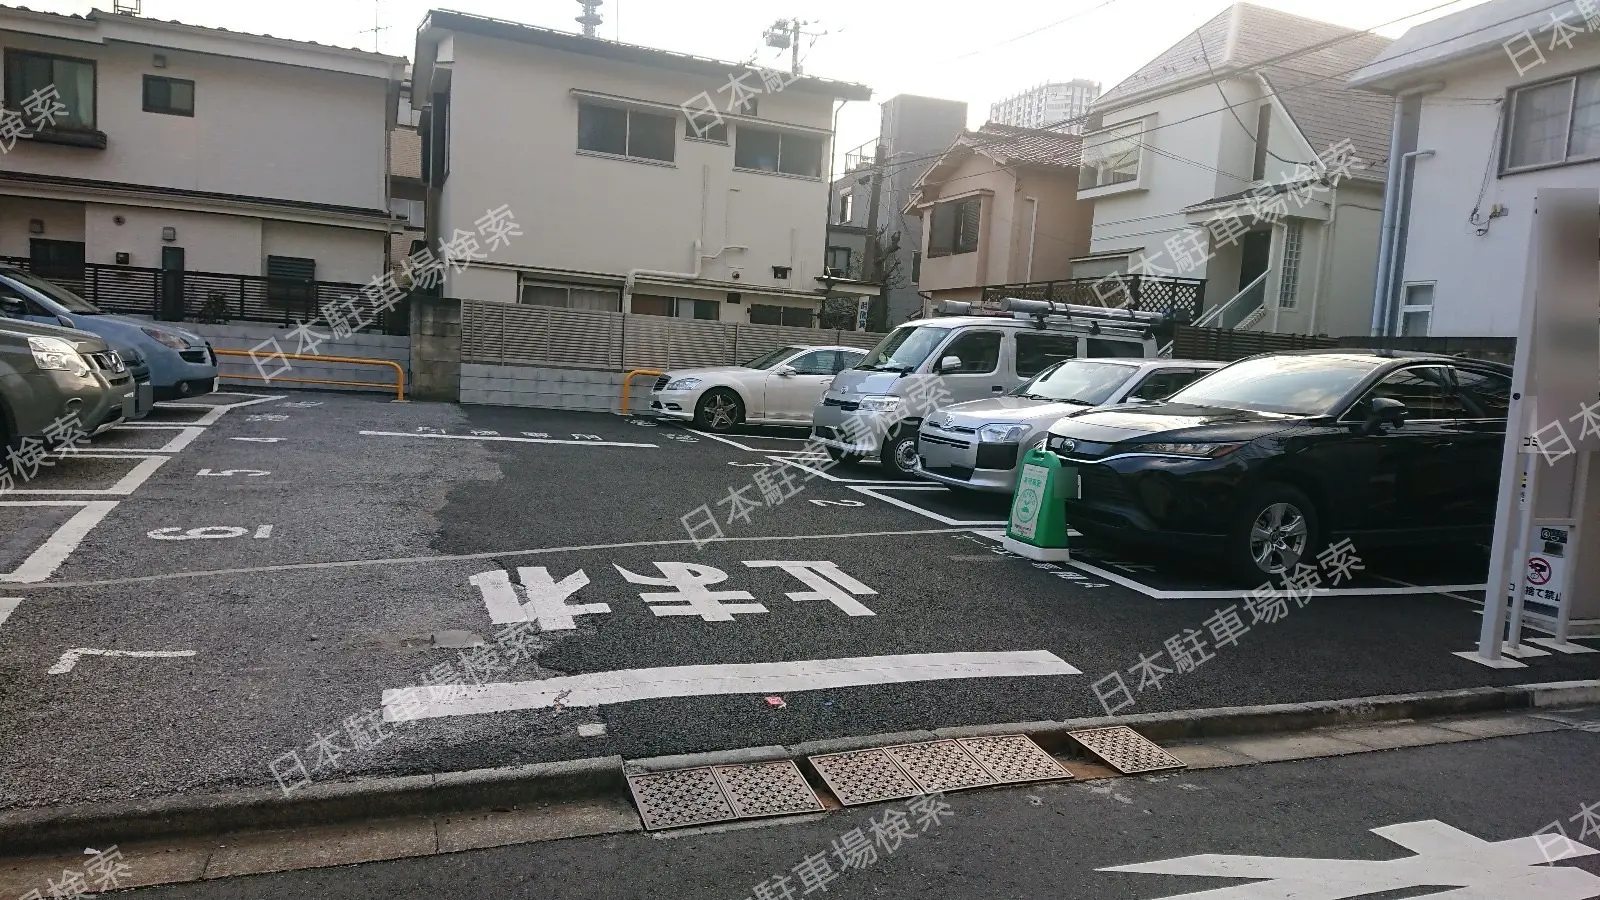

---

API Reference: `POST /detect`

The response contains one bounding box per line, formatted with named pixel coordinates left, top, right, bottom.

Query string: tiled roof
left=0, top=3, right=406, bottom=61
left=1096, top=3, right=1392, bottom=182
left=961, top=123, right=1082, bottom=168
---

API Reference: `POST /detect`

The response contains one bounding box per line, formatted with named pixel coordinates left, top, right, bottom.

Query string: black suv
left=1043, top=350, right=1512, bottom=581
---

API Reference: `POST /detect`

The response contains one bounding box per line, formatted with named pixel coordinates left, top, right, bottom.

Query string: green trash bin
left=1003, top=447, right=1077, bottom=562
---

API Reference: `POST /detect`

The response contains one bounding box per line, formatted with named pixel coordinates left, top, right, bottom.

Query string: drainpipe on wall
left=1024, top=196, right=1039, bottom=281
left=1374, top=149, right=1435, bottom=337
left=1368, top=84, right=1439, bottom=335
left=1307, top=185, right=1337, bottom=336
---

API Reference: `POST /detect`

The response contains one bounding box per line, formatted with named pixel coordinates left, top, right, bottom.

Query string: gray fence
left=460, top=299, right=886, bottom=372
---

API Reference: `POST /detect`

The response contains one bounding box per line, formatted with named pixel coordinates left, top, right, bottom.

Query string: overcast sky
left=30, top=0, right=1484, bottom=151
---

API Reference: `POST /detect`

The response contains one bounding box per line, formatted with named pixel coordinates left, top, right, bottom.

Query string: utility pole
left=764, top=18, right=823, bottom=75
left=860, top=143, right=887, bottom=331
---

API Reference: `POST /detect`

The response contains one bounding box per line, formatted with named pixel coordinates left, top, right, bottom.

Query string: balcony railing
left=980, top=275, right=1206, bottom=323
left=0, top=257, right=409, bottom=334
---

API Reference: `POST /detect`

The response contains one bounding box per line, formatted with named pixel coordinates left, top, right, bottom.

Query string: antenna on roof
left=358, top=0, right=390, bottom=52
left=112, top=0, right=141, bottom=14
left=576, top=0, right=604, bottom=38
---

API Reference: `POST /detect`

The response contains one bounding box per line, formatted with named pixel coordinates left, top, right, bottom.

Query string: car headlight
left=665, top=377, right=702, bottom=391
left=29, top=336, right=91, bottom=377
left=857, top=394, right=902, bottom=412
left=978, top=423, right=1028, bottom=444
left=1135, top=442, right=1244, bottom=458
left=141, top=326, right=189, bottom=349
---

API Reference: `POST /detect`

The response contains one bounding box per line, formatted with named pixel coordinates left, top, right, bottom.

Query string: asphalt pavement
left=2, top=391, right=1597, bottom=816
left=88, top=727, right=1600, bottom=899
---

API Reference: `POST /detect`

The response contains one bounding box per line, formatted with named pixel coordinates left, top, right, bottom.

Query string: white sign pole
left=1505, top=417, right=1540, bottom=655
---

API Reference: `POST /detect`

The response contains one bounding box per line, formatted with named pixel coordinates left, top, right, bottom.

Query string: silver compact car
left=915, top=358, right=1222, bottom=493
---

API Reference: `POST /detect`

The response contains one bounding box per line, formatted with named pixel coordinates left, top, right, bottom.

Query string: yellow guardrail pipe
left=620, top=368, right=664, bottom=415
left=213, top=349, right=407, bottom=402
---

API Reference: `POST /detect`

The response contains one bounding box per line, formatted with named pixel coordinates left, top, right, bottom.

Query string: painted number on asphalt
left=280, top=401, right=322, bottom=408
left=573, top=434, right=602, bottom=441
left=196, top=468, right=271, bottom=477
left=245, top=414, right=289, bottom=422
left=662, top=433, right=698, bottom=443
left=808, top=499, right=866, bottom=507
left=626, top=419, right=658, bottom=427
left=148, top=525, right=275, bottom=540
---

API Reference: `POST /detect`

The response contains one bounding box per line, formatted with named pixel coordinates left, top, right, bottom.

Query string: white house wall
left=84, top=203, right=260, bottom=272
left=260, top=221, right=386, bottom=285
left=1396, top=49, right=1600, bottom=336
left=0, top=33, right=390, bottom=213
left=438, top=32, right=835, bottom=306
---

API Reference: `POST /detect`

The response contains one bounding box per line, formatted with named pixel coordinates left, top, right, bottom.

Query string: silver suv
left=810, top=301, right=1160, bottom=475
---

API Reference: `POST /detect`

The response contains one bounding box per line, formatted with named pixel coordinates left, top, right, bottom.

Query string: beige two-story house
left=410, top=10, right=871, bottom=327
left=906, top=123, right=1092, bottom=310
left=0, top=6, right=406, bottom=290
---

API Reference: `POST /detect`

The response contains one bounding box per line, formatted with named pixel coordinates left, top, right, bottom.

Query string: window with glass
left=787, top=350, right=838, bottom=375
left=631, top=295, right=720, bottom=320
left=1130, top=369, right=1207, bottom=402
left=1278, top=221, right=1302, bottom=309
left=1453, top=368, right=1512, bottom=421
left=1168, top=355, right=1384, bottom=416
left=577, top=102, right=674, bottom=163
left=1504, top=69, right=1600, bottom=171
left=518, top=278, right=621, bottom=311
left=938, top=331, right=1001, bottom=374
left=734, top=127, right=823, bottom=177
left=1398, top=282, right=1433, bottom=337
left=4, top=50, right=96, bottom=130
left=143, top=75, right=194, bottom=116
left=825, top=246, right=853, bottom=274
left=1014, top=332, right=1078, bottom=378
left=1015, top=360, right=1136, bottom=405
left=748, top=304, right=812, bottom=327
left=1348, top=366, right=1469, bottom=420
left=928, top=197, right=981, bottom=257
left=685, top=117, right=727, bottom=142
left=1078, top=118, right=1143, bottom=191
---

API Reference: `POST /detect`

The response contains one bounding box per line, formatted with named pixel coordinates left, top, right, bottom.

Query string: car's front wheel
left=880, top=426, right=920, bottom=477
left=1227, top=483, right=1319, bottom=583
left=693, top=388, right=743, bottom=434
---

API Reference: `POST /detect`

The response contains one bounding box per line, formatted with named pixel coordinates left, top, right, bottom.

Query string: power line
left=947, top=0, right=1133, bottom=62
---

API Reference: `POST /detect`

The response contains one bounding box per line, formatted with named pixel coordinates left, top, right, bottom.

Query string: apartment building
left=989, top=79, right=1099, bottom=132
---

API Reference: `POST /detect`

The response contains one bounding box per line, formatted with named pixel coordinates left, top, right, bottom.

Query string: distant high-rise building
left=988, top=79, right=1100, bottom=132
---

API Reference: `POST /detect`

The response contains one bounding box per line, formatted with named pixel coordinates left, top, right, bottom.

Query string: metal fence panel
left=459, top=298, right=887, bottom=372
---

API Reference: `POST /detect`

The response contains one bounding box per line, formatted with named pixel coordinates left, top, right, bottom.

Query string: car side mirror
left=0, top=296, right=25, bottom=317
left=1365, top=396, right=1408, bottom=433
left=937, top=355, right=962, bottom=374
left=774, top=364, right=797, bottom=377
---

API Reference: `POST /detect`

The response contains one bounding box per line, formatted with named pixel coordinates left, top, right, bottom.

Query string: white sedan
left=649, top=345, right=867, bottom=433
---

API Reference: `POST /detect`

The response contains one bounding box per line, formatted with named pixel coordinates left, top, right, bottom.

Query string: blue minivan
left=0, top=266, right=218, bottom=402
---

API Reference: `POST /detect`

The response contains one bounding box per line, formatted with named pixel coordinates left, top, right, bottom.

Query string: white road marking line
left=1373, top=574, right=1484, bottom=605
left=232, top=437, right=284, bottom=443
left=14, top=527, right=972, bottom=590
left=384, top=651, right=1080, bottom=720
left=0, top=597, right=20, bottom=630
left=847, top=485, right=1008, bottom=527
left=360, top=430, right=658, bottom=449
left=577, top=723, right=607, bottom=738
left=0, top=454, right=168, bottom=496
left=0, top=501, right=119, bottom=583
left=770, top=456, right=906, bottom=485
left=685, top=429, right=760, bottom=451
left=48, top=648, right=197, bottom=675
left=88, top=425, right=205, bottom=454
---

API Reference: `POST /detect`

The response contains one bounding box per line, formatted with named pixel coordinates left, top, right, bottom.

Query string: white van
left=810, top=300, right=1161, bottom=475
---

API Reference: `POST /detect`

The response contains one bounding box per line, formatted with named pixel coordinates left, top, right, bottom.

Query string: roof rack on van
left=935, top=298, right=1158, bottom=339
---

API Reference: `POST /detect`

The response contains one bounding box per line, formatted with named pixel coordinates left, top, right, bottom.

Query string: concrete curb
left=4, top=680, right=1596, bottom=856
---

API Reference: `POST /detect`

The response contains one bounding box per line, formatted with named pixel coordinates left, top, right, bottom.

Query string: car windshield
left=1013, top=360, right=1136, bottom=405
left=0, top=268, right=102, bottom=314
left=741, top=346, right=804, bottom=370
left=1168, top=355, right=1384, bottom=416
left=855, top=325, right=947, bottom=372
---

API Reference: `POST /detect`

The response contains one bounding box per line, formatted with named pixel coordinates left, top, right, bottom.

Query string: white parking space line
left=847, top=485, right=1009, bottom=527
left=0, top=597, right=20, bottom=630
left=0, top=501, right=119, bottom=583
left=88, top=425, right=206, bottom=454
left=359, top=430, right=658, bottom=449
left=17, top=526, right=972, bottom=590
left=770, top=456, right=907, bottom=486
left=1, top=454, right=169, bottom=496
left=122, top=394, right=288, bottom=428
left=383, top=650, right=1080, bottom=721
left=685, top=429, right=762, bottom=451
left=47, top=647, right=197, bottom=675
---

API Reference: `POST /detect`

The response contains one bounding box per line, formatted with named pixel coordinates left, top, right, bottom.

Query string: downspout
left=1374, top=149, right=1435, bottom=336
left=1024, top=196, right=1039, bottom=281
left=623, top=164, right=712, bottom=309
left=1369, top=101, right=1407, bottom=335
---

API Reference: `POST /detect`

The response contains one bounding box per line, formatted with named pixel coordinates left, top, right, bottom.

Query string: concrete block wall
left=409, top=296, right=462, bottom=401
left=137, top=318, right=411, bottom=394
left=461, top=363, right=654, bottom=414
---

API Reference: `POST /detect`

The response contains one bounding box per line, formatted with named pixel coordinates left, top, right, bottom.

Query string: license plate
left=210, top=377, right=219, bottom=393
left=121, top=391, right=136, bottom=419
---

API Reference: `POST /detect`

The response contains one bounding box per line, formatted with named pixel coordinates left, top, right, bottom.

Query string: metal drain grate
left=1067, top=726, right=1186, bottom=774
left=714, top=761, right=824, bottom=818
left=626, top=768, right=737, bottom=831
left=809, top=748, right=922, bottom=806
left=958, top=735, right=1072, bottom=784
left=885, top=740, right=995, bottom=793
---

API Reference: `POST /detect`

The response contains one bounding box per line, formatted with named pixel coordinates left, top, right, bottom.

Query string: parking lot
left=2, top=390, right=1596, bottom=814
